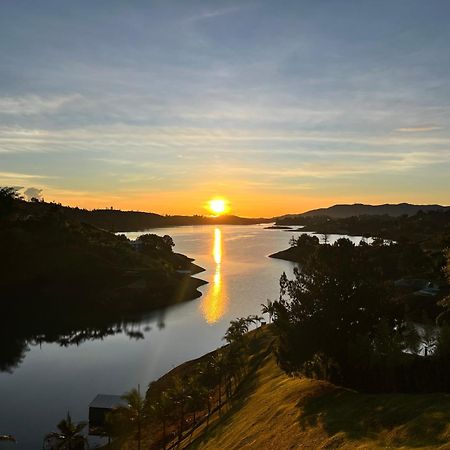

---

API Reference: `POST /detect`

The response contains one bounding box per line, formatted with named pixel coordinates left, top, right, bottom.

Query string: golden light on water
left=213, top=228, right=222, bottom=264
left=200, top=227, right=227, bottom=324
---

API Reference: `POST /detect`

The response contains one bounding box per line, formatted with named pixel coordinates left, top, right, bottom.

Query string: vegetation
left=277, top=202, right=449, bottom=220
left=2, top=190, right=270, bottom=232
left=0, top=187, right=205, bottom=372
left=276, top=209, right=450, bottom=250
left=189, top=329, right=450, bottom=450
left=102, top=316, right=262, bottom=449
left=101, top=327, right=450, bottom=449
left=43, top=412, right=87, bottom=450
left=268, top=232, right=450, bottom=392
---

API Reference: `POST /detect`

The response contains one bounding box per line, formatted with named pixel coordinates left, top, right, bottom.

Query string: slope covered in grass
left=189, top=330, right=450, bottom=450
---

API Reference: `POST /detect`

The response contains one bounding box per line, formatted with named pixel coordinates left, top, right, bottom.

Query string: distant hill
left=11, top=199, right=271, bottom=231
left=280, top=203, right=450, bottom=220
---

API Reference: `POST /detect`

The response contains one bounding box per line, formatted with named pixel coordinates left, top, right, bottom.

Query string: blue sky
left=0, top=0, right=449, bottom=215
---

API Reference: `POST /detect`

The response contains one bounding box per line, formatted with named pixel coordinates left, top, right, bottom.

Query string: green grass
left=187, top=329, right=450, bottom=450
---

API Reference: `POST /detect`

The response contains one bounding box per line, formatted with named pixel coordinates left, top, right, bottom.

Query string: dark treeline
left=269, top=235, right=450, bottom=393
left=5, top=193, right=270, bottom=232
left=276, top=209, right=450, bottom=246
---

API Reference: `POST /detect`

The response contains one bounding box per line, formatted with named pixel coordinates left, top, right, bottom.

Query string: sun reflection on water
left=201, top=228, right=227, bottom=323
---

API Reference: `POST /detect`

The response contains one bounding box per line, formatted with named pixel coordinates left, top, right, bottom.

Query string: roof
left=89, top=394, right=128, bottom=410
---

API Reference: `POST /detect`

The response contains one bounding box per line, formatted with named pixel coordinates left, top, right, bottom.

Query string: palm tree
left=209, top=352, right=226, bottom=414
left=261, top=299, right=275, bottom=323
left=44, top=412, right=87, bottom=450
left=169, top=377, right=190, bottom=444
left=223, top=318, right=249, bottom=347
left=149, top=391, right=173, bottom=450
left=117, top=387, right=146, bottom=450
left=186, top=377, right=206, bottom=426
left=197, top=361, right=216, bottom=425
left=223, top=346, right=243, bottom=396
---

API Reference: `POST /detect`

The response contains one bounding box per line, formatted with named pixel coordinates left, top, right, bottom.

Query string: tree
left=44, top=412, right=87, bottom=450
left=437, top=249, right=450, bottom=325
left=0, top=186, right=22, bottom=216
left=116, top=388, right=147, bottom=450
left=137, top=234, right=174, bottom=254
left=273, top=238, right=399, bottom=388
left=149, top=391, right=173, bottom=450
left=169, top=377, right=190, bottom=444
left=186, top=376, right=206, bottom=425
left=261, top=300, right=275, bottom=323
left=197, top=360, right=217, bottom=425
left=223, top=318, right=249, bottom=346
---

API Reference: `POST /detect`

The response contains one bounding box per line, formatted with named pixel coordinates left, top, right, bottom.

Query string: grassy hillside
left=188, top=329, right=450, bottom=450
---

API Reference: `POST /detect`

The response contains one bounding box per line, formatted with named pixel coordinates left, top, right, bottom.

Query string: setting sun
left=208, top=198, right=227, bottom=216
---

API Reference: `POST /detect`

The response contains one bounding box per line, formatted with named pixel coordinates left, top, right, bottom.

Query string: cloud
left=0, top=171, right=50, bottom=179
left=0, top=95, right=81, bottom=116
left=394, top=125, right=442, bottom=133
left=23, top=187, right=43, bottom=200
left=185, top=6, right=246, bottom=23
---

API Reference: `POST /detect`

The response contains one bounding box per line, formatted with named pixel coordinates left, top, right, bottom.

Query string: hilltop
left=279, top=203, right=450, bottom=220
left=11, top=198, right=270, bottom=231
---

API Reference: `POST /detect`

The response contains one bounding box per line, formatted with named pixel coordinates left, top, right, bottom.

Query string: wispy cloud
left=0, top=1, right=449, bottom=213
left=185, top=6, right=246, bottom=23
left=394, top=125, right=442, bottom=133
left=0, top=171, right=52, bottom=180
left=0, top=95, right=82, bottom=116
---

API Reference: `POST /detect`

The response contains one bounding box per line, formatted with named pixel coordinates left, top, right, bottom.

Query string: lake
left=0, top=224, right=367, bottom=449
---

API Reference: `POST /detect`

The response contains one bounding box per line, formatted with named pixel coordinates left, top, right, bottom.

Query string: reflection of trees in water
left=0, top=308, right=166, bottom=373
left=0, top=337, right=29, bottom=373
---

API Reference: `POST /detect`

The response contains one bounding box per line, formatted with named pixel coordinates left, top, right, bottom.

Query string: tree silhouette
left=261, top=300, right=275, bottom=323
left=0, top=186, right=22, bottom=216
left=149, top=391, right=173, bottom=450
left=115, top=388, right=146, bottom=450
left=44, top=412, right=87, bottom=450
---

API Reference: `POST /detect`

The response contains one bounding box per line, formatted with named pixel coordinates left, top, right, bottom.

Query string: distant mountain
left=280, top=203, right=450, bottom=219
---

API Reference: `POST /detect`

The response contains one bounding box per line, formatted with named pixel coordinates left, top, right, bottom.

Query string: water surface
left=0, top=225, right=366, bottom=448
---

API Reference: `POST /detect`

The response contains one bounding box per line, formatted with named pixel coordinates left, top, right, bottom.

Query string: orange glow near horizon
left=207, top=198, right=228, bottom=216
left=201, top=228, right=227, bottom=324
left=38, top=186, right=446, bottom=219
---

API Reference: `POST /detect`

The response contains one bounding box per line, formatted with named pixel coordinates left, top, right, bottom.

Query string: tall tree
left=273, top=238, right=399, bottom=387
left=44, top=412, right=87, bottom=450
left=117, top=387, right=147, bottom=450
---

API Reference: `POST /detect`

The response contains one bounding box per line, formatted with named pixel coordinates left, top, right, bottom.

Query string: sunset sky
left=1, top=0, right=449, bottom=217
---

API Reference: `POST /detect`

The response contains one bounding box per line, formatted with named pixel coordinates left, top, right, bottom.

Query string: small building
left=89, top=394, right=128, bottom=433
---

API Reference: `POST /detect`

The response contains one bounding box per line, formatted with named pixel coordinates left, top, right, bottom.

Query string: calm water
left=0, top=225, right=367, bottom=449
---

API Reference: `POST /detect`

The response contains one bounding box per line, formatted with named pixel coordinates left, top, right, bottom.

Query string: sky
left=0, top=0, right=449, bottom=217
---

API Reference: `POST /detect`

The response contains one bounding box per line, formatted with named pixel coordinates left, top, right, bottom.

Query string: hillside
left=281, top=203, right=450, bottom=220
left=12, top=198, right=270, bottom=231
left=0, top=196, right=207, bottom=372
left=109, top=328, right=450, bottom=449
left=188, top=329, right=450, bottom=450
